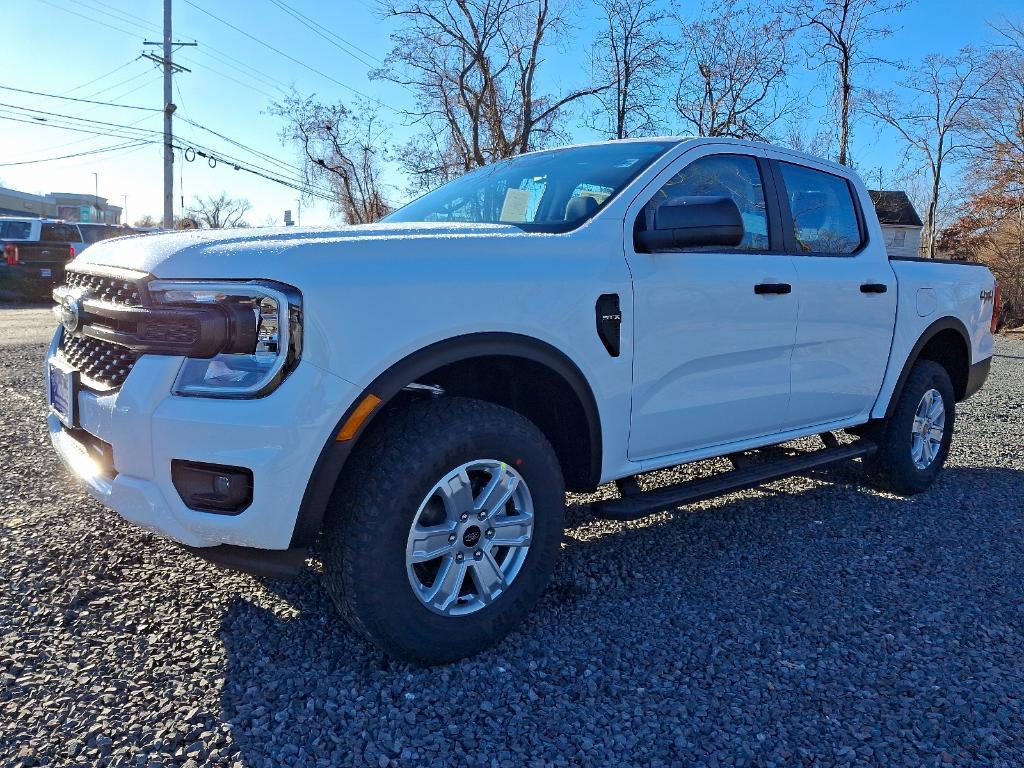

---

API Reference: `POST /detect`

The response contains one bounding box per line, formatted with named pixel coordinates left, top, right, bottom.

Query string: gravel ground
left=2, top=305, right=1023, bottom=768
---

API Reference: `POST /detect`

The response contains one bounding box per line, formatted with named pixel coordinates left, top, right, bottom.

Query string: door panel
left=627, top=253, right=799, bottom=459
left=625, top=149, right=799, bottom=461
left=784, top=256, right=896, bottom=427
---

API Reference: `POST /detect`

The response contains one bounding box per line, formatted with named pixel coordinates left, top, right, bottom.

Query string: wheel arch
left=290, top=332, right=603, bottom=547
left=883, top=316, right=972, bottom=419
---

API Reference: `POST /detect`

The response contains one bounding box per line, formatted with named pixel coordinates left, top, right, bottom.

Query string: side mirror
left=635, top=195, right=744, bottom=252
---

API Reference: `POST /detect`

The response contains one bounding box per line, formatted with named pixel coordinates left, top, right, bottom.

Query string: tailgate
left=10, top=241, right=74, bottom=265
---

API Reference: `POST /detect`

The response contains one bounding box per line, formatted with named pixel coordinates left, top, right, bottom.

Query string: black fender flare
left=290, top=332, right=603, bottom=547
left=882, top=316, right=972, bottom=419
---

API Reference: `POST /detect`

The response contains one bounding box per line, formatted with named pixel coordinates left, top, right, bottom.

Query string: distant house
left=868, top=190, right=924, bottom=258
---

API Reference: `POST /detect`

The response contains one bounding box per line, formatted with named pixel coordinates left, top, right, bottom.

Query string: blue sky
left=0, top=0, right=1019, bottom=226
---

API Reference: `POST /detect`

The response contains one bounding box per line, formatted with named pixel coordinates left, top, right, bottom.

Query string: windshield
left=384, top=141, right=676, bottom=232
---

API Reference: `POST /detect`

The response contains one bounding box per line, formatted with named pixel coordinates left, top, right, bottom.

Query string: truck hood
left=69, top=221, right=533, bottom=278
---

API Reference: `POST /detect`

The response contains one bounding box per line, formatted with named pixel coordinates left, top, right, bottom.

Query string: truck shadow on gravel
left=217, top=465, right=1024, bottom=766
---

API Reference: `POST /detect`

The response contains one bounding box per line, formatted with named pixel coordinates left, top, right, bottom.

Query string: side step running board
left=591, top=439, right=877, bottom=521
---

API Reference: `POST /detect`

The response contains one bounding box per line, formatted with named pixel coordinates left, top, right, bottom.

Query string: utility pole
left=162, top=0, right=172, bottom=229
left=143, top=0, right=196, bottom=230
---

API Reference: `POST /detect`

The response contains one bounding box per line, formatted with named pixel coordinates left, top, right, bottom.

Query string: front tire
left=864, top=360, right=956, bottom=495
left=322, top=397, right=565, bottom=665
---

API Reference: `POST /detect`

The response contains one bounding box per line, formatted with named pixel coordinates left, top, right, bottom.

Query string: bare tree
left=185, top=193, right=252, bottom=229
left=864, top=49, right=994, bottom=258
left=132, top=214, right=158, bottom=228
left=378, top=0, right=609, bottom=190
left=674, top=0, right=795, bottom=140
left=975, top=19, right=1024, bottom=178
left=271, top=94, right=391, bottom=224
left=940, top=151, right=1024, bottom=322
left=591, top=0, right=671, bottom=139
left=787, top=0, right=911, bottom=166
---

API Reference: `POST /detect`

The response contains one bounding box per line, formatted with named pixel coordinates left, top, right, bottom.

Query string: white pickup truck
left=46, top=138, right=998, bottom=663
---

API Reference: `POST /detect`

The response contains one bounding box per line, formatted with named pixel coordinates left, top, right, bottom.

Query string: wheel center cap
left=462, top=526, right=481, bottom=547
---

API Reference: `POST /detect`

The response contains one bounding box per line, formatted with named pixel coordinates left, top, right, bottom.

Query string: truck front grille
left=65, top=270, right=143, bottom=306
left=59, top=334, right=140, bottom=391
left=57, top=267, right=148, bottom=391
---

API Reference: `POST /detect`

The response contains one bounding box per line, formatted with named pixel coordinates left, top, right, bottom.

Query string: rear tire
left=321, top=397, right=565, bottom=665
left=864, top=360, right=955, bottom=495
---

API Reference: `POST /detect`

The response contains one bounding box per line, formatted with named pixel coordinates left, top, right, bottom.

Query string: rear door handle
left=754, top=283, right=792, bottom=295
left=860, top=283, right=888, bottom=294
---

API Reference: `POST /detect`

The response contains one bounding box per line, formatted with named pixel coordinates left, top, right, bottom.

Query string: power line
left=100, top=75, right=164, bottom=105
left=82, top=69, right=154, bottom=100
left=64, top=140, right=158, bottom=170
left=76, top=0, right=161, bottom=34
left=267, top=0, right=382, bottom=70
left=165, top=91, right=339, bottom=201
left=273, top=0, right=385, bottom=65
left=186, top=141, right=339, bottom=201
left=0, top=102, right=166, bottom=138
left=174, top=132, right=339, bottom=201
left=176, top=54, right=282, bottom=102
left=32, top=0, right=142, bottom=37
left=44, top=0, right=198, bottom=44
left=0, top=107, right=330, bottom=200
left=0, top=84, right=161, bottom=112
left=176, top=142, right=338, bottom=204
left=194, top=44, right=293, bottom=92
left=33, top=112, right=159, bottom=155
left=0, top=112, right=162, bottom=145
left=60, top=58, right=140, bottom=96
left=181, top=0, right=398, bottom=112
left=0, top=99, right=333, bottom=200
left=0, top=140, right=154, bottom=167
left=179, top=116, right=302, bottom=177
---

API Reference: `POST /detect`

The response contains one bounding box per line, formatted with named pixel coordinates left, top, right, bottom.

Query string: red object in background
left=4, top=244, right=18, bottom=265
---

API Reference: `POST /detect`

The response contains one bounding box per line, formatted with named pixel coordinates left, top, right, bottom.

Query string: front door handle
left=860, top=283, right=888, bottom=294
left=754, top=282, right=792, bottom=295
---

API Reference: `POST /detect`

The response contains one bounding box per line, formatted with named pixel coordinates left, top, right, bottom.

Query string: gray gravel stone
left=1, top=307, right=1023, bottom=766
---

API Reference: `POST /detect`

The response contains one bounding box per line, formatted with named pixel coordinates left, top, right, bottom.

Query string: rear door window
left=0, top=221, right=32, bottom=239
left=777, top=163, right=863, bottom=255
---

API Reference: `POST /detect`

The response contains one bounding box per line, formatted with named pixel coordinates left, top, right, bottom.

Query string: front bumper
left=46, top=328, right=359, bottom=551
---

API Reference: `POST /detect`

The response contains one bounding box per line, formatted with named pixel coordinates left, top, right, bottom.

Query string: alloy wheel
left=405, top=460, right=534, bottom=616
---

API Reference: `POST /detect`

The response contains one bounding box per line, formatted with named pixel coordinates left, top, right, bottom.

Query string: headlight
left=148, top=280, right=302, bottom=398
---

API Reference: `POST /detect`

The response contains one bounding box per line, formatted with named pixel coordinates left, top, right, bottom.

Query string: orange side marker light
left=336, top=394, right=382, bottom=441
